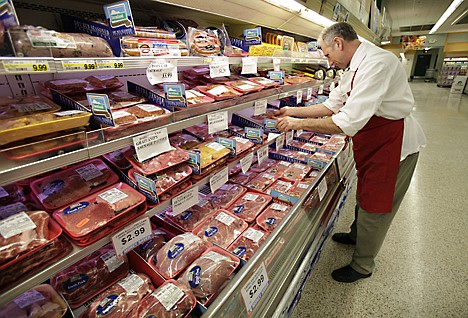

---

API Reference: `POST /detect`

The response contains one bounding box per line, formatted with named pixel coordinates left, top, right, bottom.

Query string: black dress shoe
left=332, top=232, right=356, bottom=245
left=332, top=265, right=372, bottom=283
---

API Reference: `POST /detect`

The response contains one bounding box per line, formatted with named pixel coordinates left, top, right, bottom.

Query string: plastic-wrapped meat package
left=228, top=227, right=267, bottom=261
left=110, top=110, right=137, bottom=126
left=0, top=95, right=61, bottom=121
left=0, top=284, right=68, bottom=318
left=53, top=183, right=146, bottom=239
left=84, top=75, right=122, bottom=88
left=225, top=80, right=264, bottom=94
left=107, top=91, right=147, bottom=109
left=0, top=211, right=50, bottom=265
left=246, top=172, right=277, bottom=192
left=231, top=137, right=254, bottom=155
left=0, top=184, right=26, bottom=206
left=186, top=89, right=214, bottom=106
left=230, top=171, right=258, bottom=186
left=250, top=158, right=277, bottom=173
left=287, top=140, right=306, bottom=148
left=30, top=159, right=119, bottom=211
left=178, top=248, right=239, bottom=301
left=158, top=180, right=192, bottom=202
left=281, top=163, right=312, bottom=181
left=126, top=104, right=166, bottom=119
left=102, top=147, right=133, bottom=171
left=193, top=210, right=248, bottom=248
left=207, top=183, right=246, bottom=209
left=82, top=273, right=154, bottom=318
left=125, top=147, right=189, bottom=175
left=256, top=203, right=290, bottom=232
left=229, top=162, right=242, bottom=176
left=296, top=131, right=314, bottom=141
left=327, top=134, right=346, bottom=145
left=317, top=143, right=341, bottom=155
left=301, top=143, right=319, bottom=152
left=228, top=192, right=272, bottom=222
left=191, top=142, right=231, bottom=169
left=288, top=181, right=311, bottom=197
left=0, top=202, right=36, bottom=220
left=51, top=244, right=129, bottom=308
left=165, top=195, right=217, bottom=231
left=284, top=76, right=312, bottom=85
left=183, top=123, right=209, bottom=140
left=310, top=135, right=330, bottom=145
left=265, top=161, right=293, bottom=178
left=196, top=84, right=243, bottom=101
left=152, top=233, right=211, bottom=279
left=131, top=280, right=196, bottom=318
left=170, top=133, right=202, bottom=150
left=248, top=77, right=280, bottom=88
left=265, top=180, right=295, bottom=195
left=135, top=229, right=168, bottom=261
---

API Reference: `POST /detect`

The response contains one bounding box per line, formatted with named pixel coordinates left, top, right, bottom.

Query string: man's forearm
left=289, top=104, right=334, bottom=118
left=300, top=117, right=343, bottom=134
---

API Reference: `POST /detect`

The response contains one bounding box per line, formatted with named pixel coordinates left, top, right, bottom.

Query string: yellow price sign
left=3, top=60, right=50, bottom=73
left=96, top=59, right=125, bottom=69
left=32, top=64, right=49, bottom=72
left=62, top=59, right=97, bottom=71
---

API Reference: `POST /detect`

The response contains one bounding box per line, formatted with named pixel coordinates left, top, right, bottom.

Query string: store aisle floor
left=291, top=82, right=468, bottom=318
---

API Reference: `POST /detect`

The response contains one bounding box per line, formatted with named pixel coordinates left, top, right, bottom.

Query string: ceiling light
left=263, top=0, right=334, bottom=27
left=381, top=40, right=391, bottom=45
left=301, top=8, right=334, bottom=27
left=429, top=0, right=464, bottom=34
left=263, top=0, right=303, bottom=14
left=451, top=8, right=468, bottom=25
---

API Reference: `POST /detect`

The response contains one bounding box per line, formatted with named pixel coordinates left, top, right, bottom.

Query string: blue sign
left=244, top=27, right=262, bottom=45
left=134, top=173, right=159, bottom=203
left=268, top=71, right=285, bottom=85
left=163, top=84, right=187, bottom=108
left=104, top=0, right=135, bottom=38
left=87, top=93, right=114, bottom=126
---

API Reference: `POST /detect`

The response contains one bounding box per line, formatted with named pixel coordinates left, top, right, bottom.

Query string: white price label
left=273, top=58, right=281, bottom=72
left=240, top=153, right=254, bottom=174
left=54, top=110, right=85, bottom=117
left=271, top=203, right=288, bottom=211
left=210, top=166, right=229, bottom=193
left=257, top=146, right=269, bottom=166
left=133, top=127, right=172, bottom=162
left=75, top=164, right=103, bottom=182
left=296, top=90, right=303, bottom=104
left=296, top=129, right=304, bottom=137
left=318, top=178, right=328, bottom=201
left=155, top=283, right=185, bottom=311
left=146, top=59, right=178, bottom=85
left=210, top=57, right=230, bottom=78
left=254, top=99, right=267, bottom=116
left=330, top=82, right=335, bottom=91
left=318, top=85, right=324, bottom=94
left=111, top=217, right=152, bottom=257
left=96, top=59, right=124, bottom=69
left=3, top=60, right=50, bottom=73
left=101, top=250, right=125, bottom=273
left=241, top=57, right=258, bottom=75
left=172, top=186, right=199, bottom=216
left=244, top=193, right=259, bottom=201
left=118, top=274, right=144, bottom=294
left=0, top=212, right=36, bottom=239
left=306, top=87, right=312, bottom=100
left=276, top=134, right=285, bottom=152
left=286, top=131, right=294, bottom=145
left=98, top=188, right=128, bottom=205
left=207, top=111, right=228, bottom=134
left=241, top=262, right=270, bottom=314
left=61, top=59, right=96, bottom=71
left=243, top=228, right=264, bottom=243
left=215, top=211, right=235, bottom=226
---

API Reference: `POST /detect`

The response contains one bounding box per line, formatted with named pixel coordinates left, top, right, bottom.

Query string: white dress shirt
left=323, top=42, right=426, bottom=160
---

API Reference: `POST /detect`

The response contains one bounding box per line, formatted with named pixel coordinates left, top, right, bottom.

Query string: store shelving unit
left=437, top=57, right=468, bottom=87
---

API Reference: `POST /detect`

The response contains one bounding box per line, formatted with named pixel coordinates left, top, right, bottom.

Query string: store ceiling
left=386, top=0, right=468, bottom=35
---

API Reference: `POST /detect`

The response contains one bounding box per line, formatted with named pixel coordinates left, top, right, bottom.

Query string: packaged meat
left=190, top=142, right=231, bottom=168
left=193, top=210, right=248, bottom=248
left=187, top=27, right=222, bottom=57
left=248, top=77, right=281, bottom=88
left=178, top=247, right=239, bottom=302
left=229, top=162, right=243, bottom=176
left=151, top=232, right=211, bottom=279
left=231, top=136, right=254, bottom=156
left=308, top=152, right=332, bottom=170
left=230, top=171, right=258, bottom=186
left=31, top=159, right=119, bottom=211
left=227, top=227, right=267, bottom=261
left=225, top=80, right=264, bottom=94
left=102, top=147, right=133, bottom=171
left=84, top=75, right=122, bottom=88
left=310, top=135, right=330, bottom=145
left=265, top=161, right=291, bottom=178
left=169, top=133, right=202, bottom=150
left=265, top=180, right=295, bottom=195
left=196, top=84, right=243, bottom=101
left=165, top=195, right=217, bottom=231
left=125, top=147, right=189, bottom=175
left=206, top=183, right=246, bottom=209
left=287, top=181, right=311, bottom=197
left=51, top=244, right=129, bottom=308
left=158, top=179, right=193, bottom=202
left=44, top=77, right=124, bottom=95
left=270, top=149, right=314, bottom=164
left=121, top=37, right=188, bottom=56
left=52, top=183, right=146, bottom=242
left=126, top=104, right=165, bottom=118
left=228, top=192, right=272, bottom=222
left=112, top=110, right=138, bottom=126
left=0, top=284, right=68, bottom=318
left=256, top=203, right=290, bottom=232
left=9, top=26, right=114, bottom=58
left=246, top=172, right=277, bottom=192
left=0, top=95, right=61, bottom=121
left=135, top=27, right=177, bottom=39
left=136, top=229, right=168, bottom=261
left=132, top=280, right=196, bottom=318
left=45, top=79, right=88, bottom=93
left=295, top=131, right=315, bottom=141
left=0, top=184, right=26, bottom=206
left=186, top=89, right=214, bottom=106
left=281, top=163, right=312, bottom=181
left=82, top=273, right=154, bottom=318
left=0, top=202, right=34, bottom=220
left=250, top=158, right=277, bottom=173
left=108, top=91, right=147, bottom=109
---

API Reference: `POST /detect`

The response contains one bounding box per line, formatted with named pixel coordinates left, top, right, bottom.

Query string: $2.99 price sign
left=111, top=217, right=152, bottom=257
left=241, top=262, right=270, bottom=314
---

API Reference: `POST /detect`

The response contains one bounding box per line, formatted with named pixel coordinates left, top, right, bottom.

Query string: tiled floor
left=290, top=82, right=468, bottom=318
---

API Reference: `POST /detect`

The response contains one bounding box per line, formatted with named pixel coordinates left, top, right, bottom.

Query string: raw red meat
left=225, top=79, right=264, bottom=94
left=281, top=163, right=312, bottom=181
left=125, top=147, right=189, bottom=175
left=165, top=195, right=217, bottom=231
left=231, top=136, right=254, bottom=155
left=229, top=171, right=258, bottom=186
left=169, top=133, right=202, bottom=150
left=265, top=161, right=293, bottom=178
left=193, top=210, right=247, bottom=248
left=228, top=192, right=272, bottom=222
left=207, top=183, right=246, bottom=209
left=0, top=184, right=26, bottom=206
left=102, top=147, right=132, bottom=170
left=51, top=244, right=129, bottom=308
left=83, top=273, right=153, bottom=318
left=246, top=173, right=277, bottom=192
left=265, top=180, right=295, bottom=195
left=249, top=158, right=277, bottom=173
left=0, top=211, right=49, bottom=265
left=256, top=203, right=290, bottom=232
left=153, top=233, right=211, bottom=279
left=131, top=280, right=196, bottom=318
left=228, top=227, right=267, bottom=261
left=135, top=229, right=167, bottom=261
left=288, top=181, right=312, bottom=197
left=158, top=180, right=192, bottom=202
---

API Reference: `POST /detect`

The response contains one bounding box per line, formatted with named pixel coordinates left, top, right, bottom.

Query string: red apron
left=347, top=69, right=404, bottom=213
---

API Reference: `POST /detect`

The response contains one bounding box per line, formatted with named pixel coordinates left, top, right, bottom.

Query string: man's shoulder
left=362, top=45, right=398, bottom=69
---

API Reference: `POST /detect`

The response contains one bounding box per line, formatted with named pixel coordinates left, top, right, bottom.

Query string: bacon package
left=206, top=183, right=246, bottom=209
left=151, top=233, right=211, bottom=279
left=51, top=244, right=129, bottom=308
left=228, top=192, right=272, bottom=223
left=246, top=172, right=277, bottom=192
left=281, top=163, right=312, bottom=181
left=30, top=159, right=119, bottom=211
left=132, top=280, right=196, bottom=318
left=193, top=210, right=248, bottom=248
left=196, top=84, right=243, bottom=101
left=256, top=203, right=291, bottom=232
left=227, top=227, right=267, bottom=261
left=125, top=147, right=189, bottom=175
left=165, top=195, right=217, bottom=231
left=81, top=273, right=154, bottom=318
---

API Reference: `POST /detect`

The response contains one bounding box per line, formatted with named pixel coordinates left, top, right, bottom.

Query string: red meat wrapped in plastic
left=158, top=180, right=193, bottom=202
left=228, top=192, right=272, bottom=222
left=51, top=244, right=129, bottom=308
left=246, top=172, right=277, bottom=192
left=81, top=273, right=154, bottom=318
left=206, top=183, right=246, bottom=209
left=125, top=147, right=189, bottom=175
left=225, top=79, right=264, bottom=94
left=227, top=227, right=268, bottom=261
left=231, top=136, right=254, bottom=155
left=196, top=84, right=243, bottom=101
left=186, top=89, right=214, bottom=107
left=265, top=161, right=293, bottom=178
left=0, top=184, right=26, bottom=206
left=249, top=158, right=277, bottom=173
left=102, top=147, right=133, bottom=171
left=281, top=163, right=312, bottom=181
left=256, top=203, right=291, bottom=232
left=229, top=171, right=258, bottom=186
left=169, top=133, right=202, bottom=150
left=265, top=180, right=295, bottom=195
left=248, top=77, right=280, bottom=88
left=193, top=210, right=248, bottom=248
left=165, top=195, right=217, bottom=231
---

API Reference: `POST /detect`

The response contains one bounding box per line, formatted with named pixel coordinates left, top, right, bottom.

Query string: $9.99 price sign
left=111, top=217, right=152, bottom=257
left=241, top=262, right=270, bottom=314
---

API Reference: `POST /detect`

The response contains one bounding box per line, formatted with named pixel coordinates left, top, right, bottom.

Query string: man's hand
left=273, top=107, right=293, bottom=118
left=275, top=116, right=303, bottom=132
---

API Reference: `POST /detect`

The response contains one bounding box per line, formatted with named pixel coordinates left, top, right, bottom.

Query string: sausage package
left=228, top=192, right=272, bottom=223
left=227, top=227, right=268, bottom=261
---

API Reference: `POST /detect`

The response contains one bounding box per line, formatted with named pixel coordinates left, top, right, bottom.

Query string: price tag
left=286, top=130, right=294, bottom=145
left=273, top=58, right=281, bottom=71
left=111, top=217, right=152, bottom=257
left=296, top=90, right=303, bottom=104
left=0, top=212, right=36, bottom=239
left=318, top=178, right=328, bottom=201
left=96, top=59, right=125, bottom=69
left=330, top=82, right=335, bottom=91
left=209, top=57, right=230, bottom=78
left=133, top=127, right=171, bottom=162
left=318, top=85, right=324, bottom=94
left=306, top=87, right=312, bottom=100
left=210, top=166, right=228, bottom=193
left=146, top=59, right=178, bottom=85
left=61, top=59, right=97, bottom=71
left=207, top=111, right=228, bottom=134
left=3, top=60, right=50, bottom=73
left=296, top=129, right=303, bottom=137
left=254, top=99, right=267, bottom=116
left=257, top=146, right=268, bottom=166
left=240, top=153, right=254, bottom=174
left=241, top=57, right=258, bottom=74
left=276, top=134, right=285, bottom=152
left=241, top=262, right=270, bottom=314
left=172, top=186, right=199, bottom=216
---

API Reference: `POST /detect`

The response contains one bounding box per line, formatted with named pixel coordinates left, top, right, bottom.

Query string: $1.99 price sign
left=241, top=262, right=270, bottom=314
left=111, top=217, right=152, bottom=257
